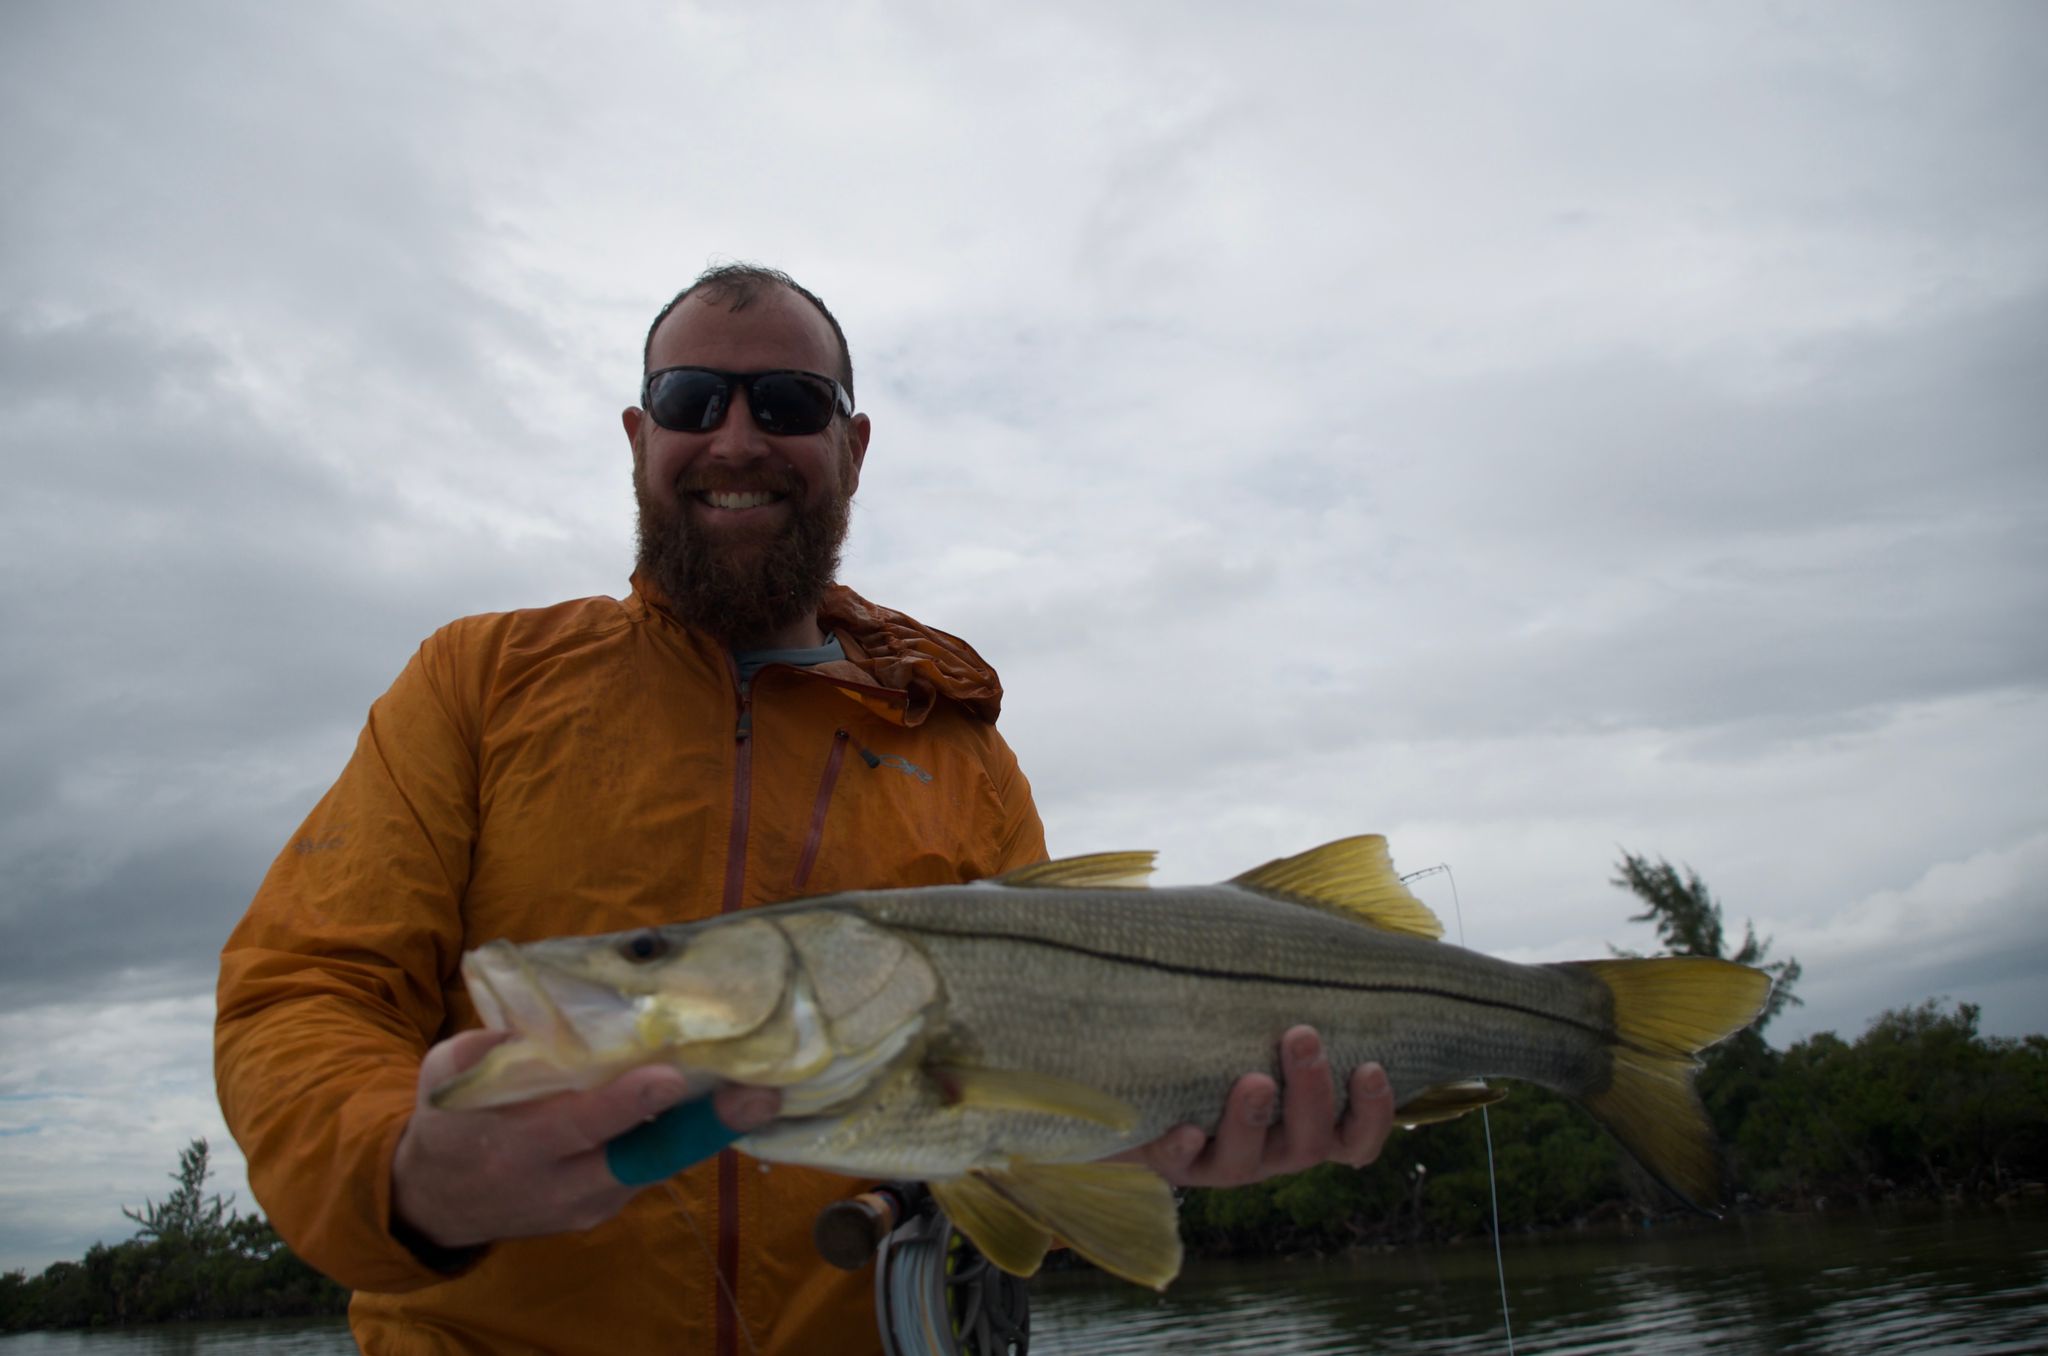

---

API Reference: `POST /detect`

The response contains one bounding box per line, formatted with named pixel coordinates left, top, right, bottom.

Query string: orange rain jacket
left=216, top=576, right=1046, bottom=1356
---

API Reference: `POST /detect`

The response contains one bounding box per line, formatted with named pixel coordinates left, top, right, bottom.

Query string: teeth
left=701, top=490, right=780, bottom=509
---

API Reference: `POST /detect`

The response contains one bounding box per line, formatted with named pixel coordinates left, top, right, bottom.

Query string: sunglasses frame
left=640, top=366, right=855, bottom=436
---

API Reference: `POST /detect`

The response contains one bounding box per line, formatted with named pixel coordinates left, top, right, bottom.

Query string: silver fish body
left=437, top=836, right=1771, bottom=1288
left=740, top=877, right=1610, bottom=1176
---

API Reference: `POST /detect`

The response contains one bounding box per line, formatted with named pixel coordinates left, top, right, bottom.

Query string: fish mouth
left=463, top=940, right=641, bottom=1053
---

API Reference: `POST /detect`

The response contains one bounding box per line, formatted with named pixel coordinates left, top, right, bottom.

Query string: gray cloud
left=0, top=302, right=609, bottom=1006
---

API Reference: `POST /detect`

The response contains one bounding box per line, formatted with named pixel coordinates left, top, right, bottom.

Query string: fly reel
left=817, top=1182, right=1031, bottom=1356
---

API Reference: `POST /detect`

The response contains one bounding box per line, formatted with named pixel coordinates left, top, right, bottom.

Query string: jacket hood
left=630, top=573, right=1006, bottom=725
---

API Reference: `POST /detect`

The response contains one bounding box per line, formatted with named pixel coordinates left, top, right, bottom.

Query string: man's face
left=624, top=287, right=870, bottom=647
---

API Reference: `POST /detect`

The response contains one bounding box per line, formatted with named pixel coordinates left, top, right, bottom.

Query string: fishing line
left=663, top=1179, right=764, bottom=1356
left=873, top=1204, right=1030, bottom=1356
left=1402, top=863, right=1516, bottom=1355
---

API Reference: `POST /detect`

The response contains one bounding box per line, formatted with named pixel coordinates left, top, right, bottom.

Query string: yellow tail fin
left=1565, top=956, right=1774, bottom=1212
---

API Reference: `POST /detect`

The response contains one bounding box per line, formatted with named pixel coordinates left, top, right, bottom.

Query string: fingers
left=394, top=1047, right=738, bottom=1247
left=1335, top=1062, right=1396, bottom=1168
left=1275, top=1026, right=1337, bottom=1169
left=1106, top=1124, right=1205, bottom=1182
left=1144, top=1125, right=1209, bottom=1181
left=602, top=1085, right=782, bottom=1187
left=606, top=1098, right=730, bottom=1186
left=711, top=1084, right=781, bottom=1134
left=1121, top=1028, right=1390, bottom=1190
left=1214, top=1072, right=1282, bottom=1183
left=539, top=1064, right=695, bottom=1156
left=1181, top=1072, right=1279, bottom=1188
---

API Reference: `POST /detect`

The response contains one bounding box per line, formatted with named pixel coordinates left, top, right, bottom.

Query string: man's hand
left=390, top=1030, right=781, bottom=1251
left=1117, top=1026, right=1396, bottom=1188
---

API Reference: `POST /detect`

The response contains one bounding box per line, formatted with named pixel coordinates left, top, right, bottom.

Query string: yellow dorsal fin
left=937, top=1161, right=1182, bottom=1290
left=928, top=1177, right=1054, bottom=1278
left=1394, top=1079, right=1508, bottom=1127
left=990, top=850, right=1157, bottom=890
left=930, top=1064, right=1140, bottom=1133
left=1230, top=835, right=1444, bottom=939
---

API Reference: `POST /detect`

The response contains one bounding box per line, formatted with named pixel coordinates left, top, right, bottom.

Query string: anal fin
left=929, top=1177, right=1055, bottom=1278
left=1394, top=1079, right=1508, bottom=1127
left=937, top=1161, right=1182, bottom=1291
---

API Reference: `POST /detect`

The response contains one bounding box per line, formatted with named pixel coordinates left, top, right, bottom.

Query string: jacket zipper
left=791, top=729, right=851, bottom=893
left=717, top=675, right=752, bottom=1356
left=715, top=670, right=869, bottom=1355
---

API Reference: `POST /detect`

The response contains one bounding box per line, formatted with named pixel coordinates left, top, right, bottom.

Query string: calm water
left=5, top=1201, right=2043, bottom=1353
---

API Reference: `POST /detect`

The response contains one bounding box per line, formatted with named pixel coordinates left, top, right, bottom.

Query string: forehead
left=648, top=287, right=840, bottom=376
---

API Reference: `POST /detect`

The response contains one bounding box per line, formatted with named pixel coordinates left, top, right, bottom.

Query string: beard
left=633, top=453, right=853, bottom=647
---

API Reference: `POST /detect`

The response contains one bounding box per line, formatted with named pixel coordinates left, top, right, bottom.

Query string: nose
left=702, top=384, right=770, bottom=460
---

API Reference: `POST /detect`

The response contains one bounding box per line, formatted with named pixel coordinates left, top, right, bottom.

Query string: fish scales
left=436, top=834, right=1774, bottom=1289
left=748, top=880, right=1615, bottom=1174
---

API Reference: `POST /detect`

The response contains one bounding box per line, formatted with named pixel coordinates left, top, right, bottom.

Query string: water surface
left=4, top=1201, right=2042, bottom=1353
left=1030, top=1200, right=2048, bottom=1354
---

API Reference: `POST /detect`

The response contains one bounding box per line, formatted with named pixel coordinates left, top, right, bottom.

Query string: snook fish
left=434, top=836, right=1772, bottom=1289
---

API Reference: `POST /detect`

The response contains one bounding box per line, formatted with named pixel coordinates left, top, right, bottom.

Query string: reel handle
left=815, top=1183, right=926, bottom=1271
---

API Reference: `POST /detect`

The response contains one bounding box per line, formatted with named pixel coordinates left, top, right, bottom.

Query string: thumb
left=416, top=1028, right=513, bottom=1102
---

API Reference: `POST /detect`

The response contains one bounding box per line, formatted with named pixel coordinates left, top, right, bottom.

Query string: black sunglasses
left=640, top=366, right=854, bottom=437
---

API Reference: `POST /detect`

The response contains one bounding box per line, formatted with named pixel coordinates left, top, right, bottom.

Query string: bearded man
left=215, top=264, right=1396, bottom=1356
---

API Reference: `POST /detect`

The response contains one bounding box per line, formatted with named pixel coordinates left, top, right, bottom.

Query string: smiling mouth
left=693, top=489, right=787, bottom=510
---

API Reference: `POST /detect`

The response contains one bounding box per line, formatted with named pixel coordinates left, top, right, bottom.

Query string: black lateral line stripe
left=901, top=922, right=1612, bottom=1042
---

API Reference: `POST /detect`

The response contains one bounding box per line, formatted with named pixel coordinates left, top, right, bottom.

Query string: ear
left=622, top=406, right=646, bottom=456
left=845, top=413, right=871, bottom=493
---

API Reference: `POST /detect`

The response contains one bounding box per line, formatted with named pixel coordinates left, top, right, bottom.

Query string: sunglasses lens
left=747, top=373, right=839, bottom=435
left=646, top=369, right=729, bottom=432
left=643, top=369, right=843, bottom=435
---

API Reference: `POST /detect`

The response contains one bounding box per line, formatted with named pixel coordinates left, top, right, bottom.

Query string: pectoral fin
left=931, top=1065, right=1140, bottom=1133
left=935, top=1161, right=1183, bottom=1290
left=1394, top=1079, right=1508, bottom=1127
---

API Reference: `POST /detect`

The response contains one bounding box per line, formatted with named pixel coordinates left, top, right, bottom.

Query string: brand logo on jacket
left=871, top=752, right=933, bottom=784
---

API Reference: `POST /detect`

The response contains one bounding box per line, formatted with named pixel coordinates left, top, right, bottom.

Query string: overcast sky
left=2, top=0, right=2043, bottom=1275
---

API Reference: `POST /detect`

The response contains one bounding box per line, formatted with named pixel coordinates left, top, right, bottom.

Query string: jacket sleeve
left=215, top=630, right=483, bottom=1292
left=984, top=728, right=1049, bottom=872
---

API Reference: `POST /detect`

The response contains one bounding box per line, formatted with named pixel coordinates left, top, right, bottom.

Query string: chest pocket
left=769, top=718, right=998, bottom=899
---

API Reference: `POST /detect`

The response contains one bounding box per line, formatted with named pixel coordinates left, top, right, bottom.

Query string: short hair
left=643, top=263, right=855, bottom=403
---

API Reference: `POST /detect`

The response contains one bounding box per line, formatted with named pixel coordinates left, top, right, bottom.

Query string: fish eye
left=619, top=931, right=670, bottom=964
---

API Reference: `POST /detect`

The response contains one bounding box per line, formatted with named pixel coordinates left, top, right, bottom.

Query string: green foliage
left=1736, top=1001, right=2048, bottom=1201
left=1610, top=851, right=1803, bottom=1032
left=1183, top=1082, right=1631, bottom=1254
left=1183, top=996, right=2048, bottom=1261
left=122, top=1139, right=234, bottom=1246
left=1, top=1138, right=348, bottom=1334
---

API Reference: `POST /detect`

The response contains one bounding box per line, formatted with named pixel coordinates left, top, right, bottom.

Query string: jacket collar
left=630, top=573, right=1006, bottom=726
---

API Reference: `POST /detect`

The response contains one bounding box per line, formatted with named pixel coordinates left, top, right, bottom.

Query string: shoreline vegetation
left=1, top=1139, right=348, bottom=1333
left=1176, top=998, right=2048, bottom=1264
left=7, top=856, right=2044, bottom=1334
